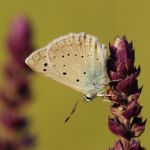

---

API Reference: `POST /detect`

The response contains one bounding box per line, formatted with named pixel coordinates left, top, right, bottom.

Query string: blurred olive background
left=0, top=0, right=149, bottom=149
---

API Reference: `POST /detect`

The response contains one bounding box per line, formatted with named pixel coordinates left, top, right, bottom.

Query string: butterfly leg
left=64, top=99, right=80, bottom=123
left=97, top=93, right=117, bottom=102
left=97, top=93, right=110, bottom=102
left=108, top=79, right=122, bottom=83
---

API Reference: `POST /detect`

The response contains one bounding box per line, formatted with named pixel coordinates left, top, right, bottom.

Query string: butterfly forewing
left=25, top=32, right=109, bottom=96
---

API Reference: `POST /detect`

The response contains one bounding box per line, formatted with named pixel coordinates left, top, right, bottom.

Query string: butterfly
left=25, top=32, right=111, bottom=121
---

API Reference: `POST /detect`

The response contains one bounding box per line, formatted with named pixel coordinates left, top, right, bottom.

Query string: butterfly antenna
left=64, top=99, right=80, bottom=123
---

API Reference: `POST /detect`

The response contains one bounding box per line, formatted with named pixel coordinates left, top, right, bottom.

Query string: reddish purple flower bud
left=7, top=15, right=33, bottom=69
left=130, top=93, right=141, bottom=101
left=130, top=140, right=145, bottom=150
left=0, top=110, right=28, bottom=131
left=109, top=140, right=124, bottom=150
left=110, top=71, right=121, bottom=80
left=111, top=98, right=142, bottom=120
left=0, top=15, right=34, bottom=149
left=108, top=36, right=135, bottom=76
left=0, top=140, right=17, bottom=150
left=107, top=36, right=146, bottom=149
left=115, top=36, right=134, bottom=63
left=16, top=133, right=35, bottom=148
left=130, top=117, right=146, bottom=137
left=108, top=117, right=129, bottom=139
left=0, top=90, right=20, bottom=107
left=0, top=135, right=34, bottom=150
left=111, top=105, right=125, bottom=120
left=109, top=43, right=117, bottom=61
left=122, top=96, right=142, bottom=119
left=117, top=74, right=138, bottom=95
left=133, top=66, right=141, bottom=78
left=107, top=89, right=126, bottom=104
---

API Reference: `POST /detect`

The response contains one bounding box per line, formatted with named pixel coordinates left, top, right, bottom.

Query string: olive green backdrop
left=0, top=0, right=149, bottom=149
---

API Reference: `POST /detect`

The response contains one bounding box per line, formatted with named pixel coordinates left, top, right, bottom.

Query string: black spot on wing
left=76, top=79, right=79, bottom=82
left=63, top=72, right=67, bottom=75
left=44, top=63, right=48, bottom=66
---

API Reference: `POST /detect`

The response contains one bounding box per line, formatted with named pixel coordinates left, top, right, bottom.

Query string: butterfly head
left=84, top=90, right=97, bottom=102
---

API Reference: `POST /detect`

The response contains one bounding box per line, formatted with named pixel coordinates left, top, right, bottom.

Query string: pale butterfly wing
left=25, top=32, right=109, bottom=96
left=45, top=32, right=109, bottom=95
left=25, top=46, right=80, bottom=90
